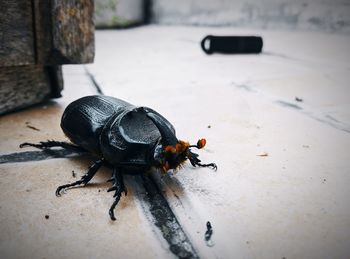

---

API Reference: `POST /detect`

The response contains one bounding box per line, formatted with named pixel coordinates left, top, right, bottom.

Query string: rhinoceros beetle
left=20, top=95, right=217, bottom=220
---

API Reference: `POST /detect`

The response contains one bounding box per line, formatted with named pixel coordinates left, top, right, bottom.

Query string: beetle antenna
left=189, top=138, right=207, bottom=149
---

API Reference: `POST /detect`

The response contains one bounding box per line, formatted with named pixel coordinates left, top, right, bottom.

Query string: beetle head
left=148, top=112, right=217, bottom=173
left=154, top=138, right=217, bottom=173
left=160, top=140, right=190, bottom=172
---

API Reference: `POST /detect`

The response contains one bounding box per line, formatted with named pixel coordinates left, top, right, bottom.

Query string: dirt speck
left=205, top=221, right=214, bottom=247
left=25, top=122, right=40, bottom=131
left=45, top=215, right=49, bottom=219
left=257, top=152, right=269, bottom=157
left=207, top=125, right=211, bottom=129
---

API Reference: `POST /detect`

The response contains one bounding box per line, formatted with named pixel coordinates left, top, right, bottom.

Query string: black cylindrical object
left=201, top=35, right=263, bottom=54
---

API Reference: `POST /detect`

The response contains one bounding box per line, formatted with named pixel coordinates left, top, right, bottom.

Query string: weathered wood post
left=0, top=0, right=95, bottom=115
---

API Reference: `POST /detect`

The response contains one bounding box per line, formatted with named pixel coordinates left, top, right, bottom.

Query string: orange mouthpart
left=164, top=145, right=176, bottom=153
left=176, top=140, right=190, bottom=154
left=162, top=162, right=170, bottom=173
left=164, top=141, right=190, bottom=156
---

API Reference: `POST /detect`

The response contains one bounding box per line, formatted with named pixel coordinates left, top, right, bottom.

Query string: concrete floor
left=1, top=25, right=350, bottom=259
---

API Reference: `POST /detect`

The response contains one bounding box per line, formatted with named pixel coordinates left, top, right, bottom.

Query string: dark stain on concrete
left=275, top=100, right=302, bottom=110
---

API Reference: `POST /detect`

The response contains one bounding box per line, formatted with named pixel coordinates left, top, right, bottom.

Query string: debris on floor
left=25, top=122, right=40, bottom=131
left=205, top=221, right=214, bottom=247
left=257, top=152, right=269, bottom=157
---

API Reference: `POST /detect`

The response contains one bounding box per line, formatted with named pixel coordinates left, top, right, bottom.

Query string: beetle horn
left=147, top=112, right=178, bottom=147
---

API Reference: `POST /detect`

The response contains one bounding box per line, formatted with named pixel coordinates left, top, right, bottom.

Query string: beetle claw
left=19, top=143, right=28, bottom=148
left=55, top=184, right=71, bottom=196
left=109, top=194, right=121, bottom=221
left=55, top=159, right=103, bottom=197
left=107, top=187, right=114, bottom=192
left=55, top=188, right=62, bottom=197
left=107, top=186, right=127, bottom=198
left=210, top=163, right=218, bottom=171
left=109, top=210, right=116, bottom=221
left=19, top=142, right=42, bottom=149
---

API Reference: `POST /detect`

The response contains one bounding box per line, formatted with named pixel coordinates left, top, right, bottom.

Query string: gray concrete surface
left=1, top=25, right=350, bottom=259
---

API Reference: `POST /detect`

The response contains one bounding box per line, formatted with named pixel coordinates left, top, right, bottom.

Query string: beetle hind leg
left=108, top=168, right=127, bottom=221
left=55, top=159, right=104, bottom=196
left=20, top=140, right=86, bottom=153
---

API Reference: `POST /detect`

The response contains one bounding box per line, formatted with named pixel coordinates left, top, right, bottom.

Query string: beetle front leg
left=107, top=168, right=127, bottom=221
left=55, top=159, right=104, bottom=196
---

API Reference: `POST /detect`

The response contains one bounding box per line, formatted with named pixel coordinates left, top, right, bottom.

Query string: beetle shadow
left=11, top=145, right=187, bottom=204
left=54, top=154, right=187, bottom=207
left=150, top=170, right=186, bottom=198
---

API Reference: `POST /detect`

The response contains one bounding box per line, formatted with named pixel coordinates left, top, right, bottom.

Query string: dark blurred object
left=0, top=0, right=95, bottom=115
left=201, top=35, right=263, bottom=54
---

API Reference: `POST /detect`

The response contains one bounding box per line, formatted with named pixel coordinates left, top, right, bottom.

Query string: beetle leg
left=55, top=159, right=104, bottom=196
left=108, top=168, right=127, bottom=221
left=20, top=140, right=86, bottom=153
left=196, top=162, right=217, bottom=171
left=189, top=151, right=217, bottom=171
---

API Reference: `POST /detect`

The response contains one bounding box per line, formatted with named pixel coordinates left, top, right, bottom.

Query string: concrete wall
left=151, top=0, right=350, bottom=33
left=95, top=0, right=144, bottom=28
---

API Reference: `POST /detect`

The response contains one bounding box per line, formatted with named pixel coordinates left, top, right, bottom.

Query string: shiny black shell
left=61, top=95, right=175, bottom=168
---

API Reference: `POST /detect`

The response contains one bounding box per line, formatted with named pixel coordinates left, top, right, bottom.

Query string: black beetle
left=20, top=95, right=217, bottom=220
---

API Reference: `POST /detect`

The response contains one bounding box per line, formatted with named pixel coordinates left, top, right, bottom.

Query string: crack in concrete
left=142, top=174, right=199, bottom=258
left=234, top=82, right=350, bottom=134
left=84, top=66, right=104, bottom=95
left=0, top=149, right=84, bottom=164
